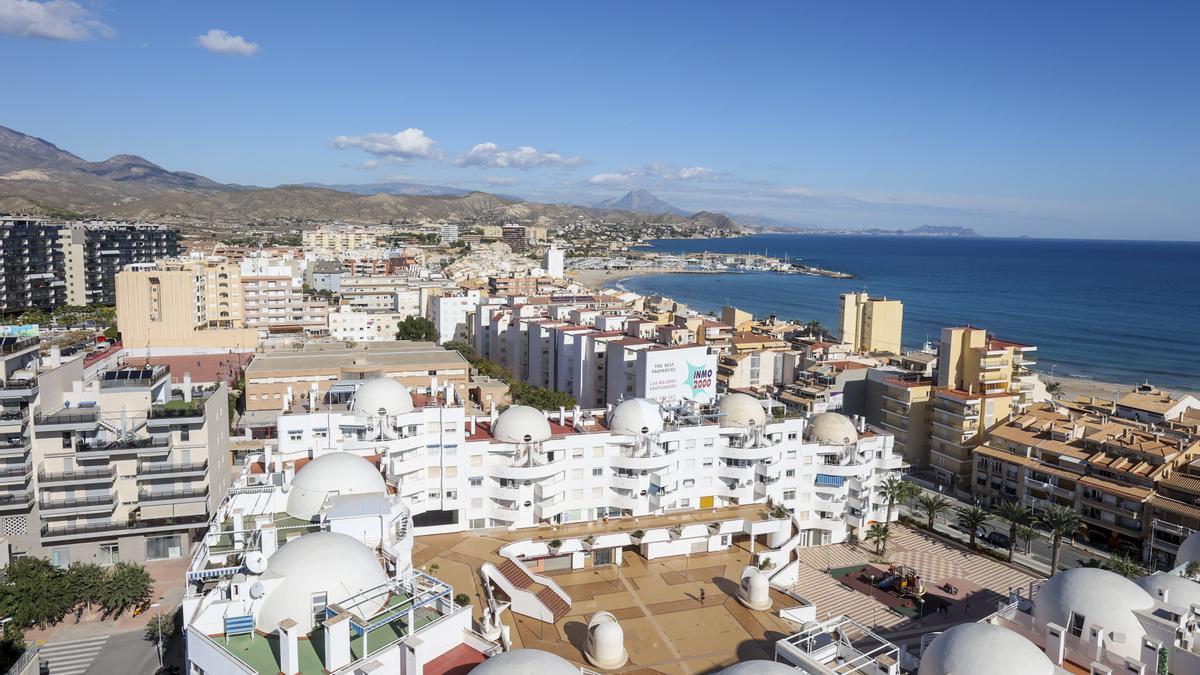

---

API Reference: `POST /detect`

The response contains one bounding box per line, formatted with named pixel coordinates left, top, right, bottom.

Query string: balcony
left=0, top=462, right=31, bottom=485
left=148, top=401, right=207, bottom=425
left=0, top=410, right=27, bottom=431
left=0, top=437, right=30, bottom=457
left=39, top=493, right=116, bottom=516
left=39, top=514, right=209, bottom=542
left=0, top=490, right=34, bottom=511
left=138, top=487, right=208, bottom=504
left=34, top=409, right=100, bottom=432
left=0, top=378, right=38, bottom=399
left=78, top=436, right=170, bottom=457
left=136, top=461, right=208, bottom=479
left=38, top=465, right=117, bottom=486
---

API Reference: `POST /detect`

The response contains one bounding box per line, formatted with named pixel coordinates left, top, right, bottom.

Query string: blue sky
left=2, top=1, right=1198, bottom=239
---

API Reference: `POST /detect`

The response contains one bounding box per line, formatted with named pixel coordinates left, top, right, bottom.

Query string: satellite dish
left=245, top=551, right=268, bottom=574
left=248, top=581, right=265, bottom=599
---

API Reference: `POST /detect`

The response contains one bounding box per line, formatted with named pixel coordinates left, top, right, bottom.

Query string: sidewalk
left=23, top=556, right=188, bottom=645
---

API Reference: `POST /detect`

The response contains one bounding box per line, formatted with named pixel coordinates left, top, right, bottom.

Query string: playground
left=829, top=564, right=949, bottom=619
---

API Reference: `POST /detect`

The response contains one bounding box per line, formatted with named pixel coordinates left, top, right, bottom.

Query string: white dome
left=608, top=398, right=664, bottom=435
left=1177, top=530, right=1200, bottom=564
left=1032, top=567, right=1154, bottom=660
left=718, top=393, right=766, bottom=429
left=285, top=452, right=387, bottom=520
left=918, top=623, right=1054, bottom=675
left=471, top=649, right=582, bottom=675
left=492, top=405, right=552, bottom=443
left=585, top=612, right=628, bottom=669
left=1136, top=572, right=1200, bottom=608
left=718, top=661, right=799, bottom=675
left=352, top=378, right=413, bottom=417
left=255, top=532, right=389, bottom=633
left=805, top=412, right=859, bottom=445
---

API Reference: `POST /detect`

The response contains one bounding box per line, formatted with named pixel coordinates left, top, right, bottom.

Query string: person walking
left=699, top=588, right=706, bottom=605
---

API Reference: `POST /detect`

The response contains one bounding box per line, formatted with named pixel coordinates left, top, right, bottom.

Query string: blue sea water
left=617, top=235, right=1200, bottom=391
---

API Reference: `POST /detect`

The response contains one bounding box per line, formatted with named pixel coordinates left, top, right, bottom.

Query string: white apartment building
left=427, top=290, right=482, bottom=345
left=302, top=226, right=388, bottom=254
left=269, top=380, right=901, bottom=540
left=326, top=307, right=405, bottom=342
left=543, top=245, right=565, bottom=279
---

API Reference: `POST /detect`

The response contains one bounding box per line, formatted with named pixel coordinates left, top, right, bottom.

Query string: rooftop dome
left=718, top=393, right=766, bottom=429
left=1136, top=572, right=1200, bottom=609
left=351, top=378, right=413, bottom=418
left=585, top=611, right=628, bottom=669
left=1176, top=530, right=1200, bottom=564
left=608, top=398, right=664, bottom=435
left=492, top=405, right=552, bottom=443
left=1031, top=567, right=1154, bottom=660
left=918, top=623, right=1054, bottom=675
left=256, top=532, right=389, bottom=633
left=471, top=649, right=582, bottom=675
left=718, top=661, right=801, bottom=675
left=285, top=452, right=387, bottom=520
left=805, top=412, right=859, bottom=445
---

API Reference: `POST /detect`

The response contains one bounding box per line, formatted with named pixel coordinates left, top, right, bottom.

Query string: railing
left=41, top=514, right=208, bottom=538
left=0, top=410, right=27, bottom=422
left=40, top=493, right=115, bottom=510
left=0, top=491, right=33, bottom=506
left=149, top=403, right=206, bottom=419
left=0, top=337, right=37, bottom=355
left=38, top=465, right=115, bottom=482
left=138, top=460, right=208, bottom=476
left=138, top=488, right=208, bottom=502
left=0, top=378, right=37, bottom=391
left=78, top=437, right=170, bottom=453
left=0, top=462, right=31, bottom=477
left=2, top=644, right=38, bottom=675
left=34, top=410, right=99, bottom=426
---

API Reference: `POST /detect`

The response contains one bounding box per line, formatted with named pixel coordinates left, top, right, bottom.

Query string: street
left=898, top=492, right=1107, bottom=577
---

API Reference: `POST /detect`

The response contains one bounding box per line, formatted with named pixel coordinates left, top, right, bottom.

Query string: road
left=80, top=612, right=184, bottom=675
left=898, top=491, right=1108, bottom=577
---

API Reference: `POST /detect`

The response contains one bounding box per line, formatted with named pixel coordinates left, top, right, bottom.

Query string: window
left=180, top=427, right=190, bottom=442
left=287, top=431, right=302, bottom=441
left=469, top=477, right=483, bottom=487
left=571, top=448, right=584, bottom=458
left=785, top=469, right=796, bottom=478
left=592, top=468, right=603, bottom=477
left=99, top=543, right=119, bottom=564
left=62, top=432, right=72, bottom=449
left=51, top=547, right=70, bottom=569
left=783, top=489, right=796, bottom=500
left=313, top=428, right=327, bottom=439
left=1068, top=612, right=1085, bottom=638
left=311, top=592, right=328, bottom=627
left=146, top=534, right=184, bottom=560
left=428, top=491, right=441, bottom=500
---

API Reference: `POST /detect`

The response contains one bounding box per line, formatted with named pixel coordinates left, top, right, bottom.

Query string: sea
left=614, top=234, right=1200, bottom=392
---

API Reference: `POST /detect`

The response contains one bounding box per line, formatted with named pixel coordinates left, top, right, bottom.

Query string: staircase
left=482, top=557, right=571, bottom=623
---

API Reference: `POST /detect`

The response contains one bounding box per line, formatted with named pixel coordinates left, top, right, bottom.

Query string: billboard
left=0, top=325, right=40, bottom=338
left=637, top=346, right=718, bottom=404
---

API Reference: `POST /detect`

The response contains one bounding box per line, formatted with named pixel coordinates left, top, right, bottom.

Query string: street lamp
left=149, top=601, right=163, bottom=667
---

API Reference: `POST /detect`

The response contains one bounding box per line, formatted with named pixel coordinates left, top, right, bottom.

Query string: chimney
left=489, top=402, right=498, bottom=425
left=323, top=612, right=352, bottom=671
left=183, top=373, right=193, bottom=402
left=558, top=406, right=566, bottom=425
left=277, top=619, right=301, bottom=675
left=259, top=524, right=278, bottom=558
left=1045, top=622, right=1066, bottom=666
left=48, top=344, right=61, bottom=367
left=469, top=416, right=477, bottom=435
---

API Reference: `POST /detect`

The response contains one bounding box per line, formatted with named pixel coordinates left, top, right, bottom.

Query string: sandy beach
left=568, top=267, right=687, bottom=291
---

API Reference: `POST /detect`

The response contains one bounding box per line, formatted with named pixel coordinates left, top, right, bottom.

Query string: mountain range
left=0, top=125, right=742, bottom=232
left=592, top=190, right=691, bottom=217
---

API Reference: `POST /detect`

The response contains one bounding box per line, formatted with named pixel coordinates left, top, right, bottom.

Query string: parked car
left=986, top=531, right=1011, bottom=548
left=953, top=517, right=988, bottom=541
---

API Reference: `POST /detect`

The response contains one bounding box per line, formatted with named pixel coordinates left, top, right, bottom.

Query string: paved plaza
left=412, top=517, right=1043, bottom=674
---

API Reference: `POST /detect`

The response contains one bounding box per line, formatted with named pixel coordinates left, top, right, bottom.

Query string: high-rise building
left=1, top=343, right=232, bottom=564
left=839, top=291, right=903, bottom=354
left=543, top=245, right=564, bottom=278
left=59, top=222, right=179, bottom=306
left=0, top=217, right=66, bottom=315
left=501, top=224, right=528, bottom=252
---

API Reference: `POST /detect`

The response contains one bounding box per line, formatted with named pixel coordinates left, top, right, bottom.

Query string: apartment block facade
left=0, top=217, right=66, bottom=315
left=839, top=291, right=903, bottom=354
left=59, top=222, right=179, bottom=306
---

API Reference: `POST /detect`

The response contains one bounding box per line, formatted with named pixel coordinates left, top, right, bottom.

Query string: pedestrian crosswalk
left=38, top=635, right=109, bottom=675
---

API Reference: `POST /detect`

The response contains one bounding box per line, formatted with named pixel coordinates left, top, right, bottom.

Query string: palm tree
left=1103, top=553, right=1146, bottom=579
left=1016, top=524, right=1040, bottom=555
left=1046, top=381, right=1063, bottom=397
left=865, top=523, right=890, bottom=556
left=994, top=501, right=1035, bottom=562
left=914, top=493, right=952, bottom=530
left=878, top=476, right=919, bottom=554
left=1038, top=505, right=1080, bottom=576
left=956, top=506, right=989, bottom=550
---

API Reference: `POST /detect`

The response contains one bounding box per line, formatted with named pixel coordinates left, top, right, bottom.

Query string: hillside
left=0, top=125, right=743, bottom=232
left=594, top=190, right=690, bottom=216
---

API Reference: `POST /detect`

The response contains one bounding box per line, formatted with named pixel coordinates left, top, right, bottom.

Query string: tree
left=510, top=381, right=576, bottom=410
left=865, top=523, right=890, bottom=556
left=0, top=622, right=24, bottom=674
left=17, top=307, right=49, bottom=326
left=395, top=316, right=439, bottom=342
left=914, top=493, right=952, bottom=530
left=67, top=562, right=107, bottom=612
left=878, top=476, right=919, bottom=554
left=98, top=562, right=152, bottom=617
left=1103, top=553, right=1146, bottom=579
left=1039, top=505, right=1081, bottom=576
left=144, top=612, right=176, bottom=647
left=444, top=340, right=474, bottom=361
left=994, top=500, right=1035, bottom=562
left=0, top=557, right=74, bottom=628
left=1016, top=524, right=1040, bottom=555
left=956, top=506, right=989, bottom=550
left=1046, top=381, right=1063, bottom=397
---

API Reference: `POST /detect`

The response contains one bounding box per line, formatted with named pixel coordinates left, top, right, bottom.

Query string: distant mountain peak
left=594, top=189, right=690, bottom=216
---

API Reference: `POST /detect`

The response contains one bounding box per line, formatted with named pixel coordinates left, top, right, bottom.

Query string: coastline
left=569, top=267, right=1196, bottom=402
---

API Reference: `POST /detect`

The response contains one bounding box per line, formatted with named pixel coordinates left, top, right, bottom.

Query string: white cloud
left=587, top=162, right=717, bottom=185
left=484, top=176, right=518, bottom=186
left=0, top=0, right=113, bottom=40
left=331, top=128, right=442, bottom=162
left=456, top=142, right=585, bottom=170
left=197, top=29, right=260, bottom=56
